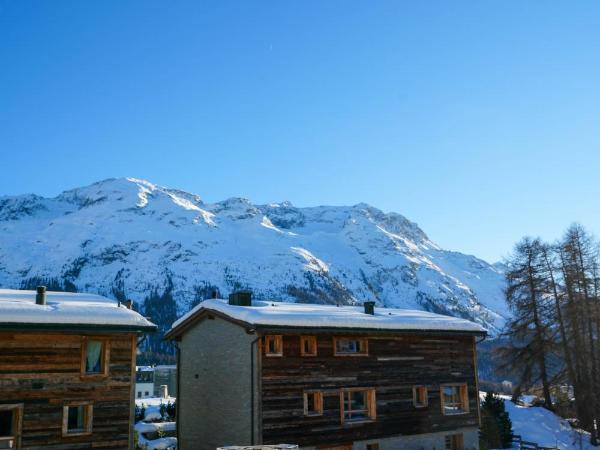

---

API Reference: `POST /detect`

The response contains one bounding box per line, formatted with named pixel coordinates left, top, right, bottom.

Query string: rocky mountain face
left=0, top=178, right=507, bottom=359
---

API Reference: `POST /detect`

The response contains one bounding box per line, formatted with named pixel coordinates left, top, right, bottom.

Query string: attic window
left=300, top=336, right=317, bottom=356
left=334, top=338, right=368, bottom=356
left=413, top=386, right=428, bottom=408
left=264, top=335, right=283, bottom=357
left=81, top=338, right=109, bottom=377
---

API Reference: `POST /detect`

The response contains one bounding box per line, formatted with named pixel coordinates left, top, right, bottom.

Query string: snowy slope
left=481, top=393, right=593, bottom=450
left=0, top=178, right=507, bottom=335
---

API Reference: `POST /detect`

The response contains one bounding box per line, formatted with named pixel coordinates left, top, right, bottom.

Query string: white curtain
left=86, top=341, right=102, bottom=373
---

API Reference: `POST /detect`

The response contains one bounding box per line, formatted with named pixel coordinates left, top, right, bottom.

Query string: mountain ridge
left=0, top=177, right=508, bottom=344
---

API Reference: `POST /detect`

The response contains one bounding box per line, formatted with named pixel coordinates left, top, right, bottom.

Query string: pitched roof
left=0, top=289, right=156, bottom=332
left=167, top=299, right=487, bottom=339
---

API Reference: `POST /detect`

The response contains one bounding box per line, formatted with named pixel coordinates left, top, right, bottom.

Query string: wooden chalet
left=0, top=287, right=156, bottom=450
left=166, top=292, right=487, bottom=450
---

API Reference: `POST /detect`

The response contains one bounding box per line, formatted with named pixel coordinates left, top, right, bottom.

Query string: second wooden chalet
left=166, top=292, right=487, bottom=450
left=0, top=287, right=156, bottom=450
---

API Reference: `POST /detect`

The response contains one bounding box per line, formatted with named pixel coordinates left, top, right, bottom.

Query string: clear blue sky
left=1, top=1, right=599, bottom=263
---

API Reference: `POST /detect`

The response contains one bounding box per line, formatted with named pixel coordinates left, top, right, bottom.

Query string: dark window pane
left=307, top=394, right=315, bottom=411
left=67, top=406, right=85, bottom=431
left=0, top=410, right=13, bottom=437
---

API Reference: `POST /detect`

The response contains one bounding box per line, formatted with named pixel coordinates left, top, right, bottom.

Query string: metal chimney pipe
left=36, top=286, right=47, bottom=305
left=228, top=291, right=252, bottom=306
left=363, top=301, right=375, bottom=315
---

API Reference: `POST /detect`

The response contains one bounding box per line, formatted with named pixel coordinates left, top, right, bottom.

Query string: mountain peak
left=0, top=178, right=507, bottom=338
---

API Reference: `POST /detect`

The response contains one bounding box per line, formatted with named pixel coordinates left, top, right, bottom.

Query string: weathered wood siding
left=260, top=333, right=479, bottom=446
left=0, top=332, right=136, bottom=450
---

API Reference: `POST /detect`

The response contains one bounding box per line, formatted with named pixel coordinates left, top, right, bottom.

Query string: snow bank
left=481, top=392, right=593, bottom=450
left=0, top=289, right=155, bottom=330
left=146, top=438, right=177, bottom=450
left=172, top=299, right=486, bottom=333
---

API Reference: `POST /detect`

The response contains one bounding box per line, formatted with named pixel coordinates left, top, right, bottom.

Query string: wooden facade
left=0, top=331, right=138, bottom=450
left=259, top=332, right=480, bottom=447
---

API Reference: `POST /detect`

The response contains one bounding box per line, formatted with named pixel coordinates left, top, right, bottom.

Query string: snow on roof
left=0, top=289, right=156, bottom=331
left=170, top=299, right=486, bottom=334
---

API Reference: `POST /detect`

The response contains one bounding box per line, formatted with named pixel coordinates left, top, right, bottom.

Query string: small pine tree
left=480, top=392, right=513, bottom=449
left=135, top=404, right=146, bottom=423
left=166, top=401, right=176, bottom=420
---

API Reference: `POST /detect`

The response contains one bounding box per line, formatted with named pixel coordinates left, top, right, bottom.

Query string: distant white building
left=136, top=366, right=155, bottom=398
left=135, top=365, right=178, bottom=398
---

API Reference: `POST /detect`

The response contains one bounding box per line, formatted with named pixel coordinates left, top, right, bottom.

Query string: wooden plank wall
left=260, top=333, right=479, bottom=446
left=0, top=332, right=135, bottom=450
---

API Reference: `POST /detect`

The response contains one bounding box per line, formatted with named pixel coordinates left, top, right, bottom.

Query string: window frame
left=303, top=390, right=324, bottom=416
left=300, top=336, right=317, bottom=357
left=333, top=337, right=369, bottom=356
left=445, top=433, right=465, bottom=450
left=440, top=383, right=469, bottom=415
left=62, top=401, right=93, bottom=437
left=413, top=385, right=428, bottom=408
left=339, top=388, right=376, bottom=424
left=0, top=403, right=23, bottom=450
left=80, top=337, right=109, bottom=379
left=264, top=335, right=283, bottom=357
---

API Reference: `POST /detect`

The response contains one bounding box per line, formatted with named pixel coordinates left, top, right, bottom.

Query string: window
left=144, top=391, right=149, bottom=397
left=445, top=433, right=464, bottom=450
left=340, top=388, right=376, bottom=423
left=300, top=336, right=317, bottom=356
left=441, top=384, right=469, bottom=415
left=62, top=402, right=93, bottom=436
left=136, top=370, right=153, bottom=383
left=413, top=386, right=428, bottom=408
left=137, top=392, right=142, bottom=399
left=0, top=404, right=22, bottom=450
left=81, top=338, right=108, bottom=377
left=303, top=391, right=323, bottom=416
left=264, top=335, right=283, bottom=356
left=366, top=444, right=380, bottom=450
left=334, top=338, right=368, bottom=356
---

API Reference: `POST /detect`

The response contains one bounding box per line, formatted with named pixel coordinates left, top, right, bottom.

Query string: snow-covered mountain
left=0, top=178, right=508, bottom=338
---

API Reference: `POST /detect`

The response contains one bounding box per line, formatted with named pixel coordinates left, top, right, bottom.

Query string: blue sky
left=1, top=1, right=599, bottom=263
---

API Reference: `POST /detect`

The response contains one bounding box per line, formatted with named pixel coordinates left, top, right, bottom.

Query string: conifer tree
left=499, top=237, right=555, bottom=409
left=480, top=392, right=513, bottom=449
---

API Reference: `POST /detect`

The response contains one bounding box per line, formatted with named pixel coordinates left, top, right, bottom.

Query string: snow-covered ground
left=135, top=396, right=177, bottom=450
left=481, top=393, right=594, bottom=450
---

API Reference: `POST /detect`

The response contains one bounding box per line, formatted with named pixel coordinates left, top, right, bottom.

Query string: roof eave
left=165, top=306, right=487, bottom=339
left=0, top=322, right=158, bottom=334
left=252, top=324, right=487, bottom=336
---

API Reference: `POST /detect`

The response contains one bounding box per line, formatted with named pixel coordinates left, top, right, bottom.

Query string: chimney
left=159, top=384, right=168, bottom=399
left=228, top=290, right=252, bottom=306
left=124, top=299, right=134, bottom=310
left=36, top=286, right=47, bottom=306
left=363, top=301, right=375, bottom=315
left=211, top=289, right=219, bottom=299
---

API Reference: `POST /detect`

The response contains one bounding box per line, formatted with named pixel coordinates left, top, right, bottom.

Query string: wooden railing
left=511, top=434, right=558, bottom=450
